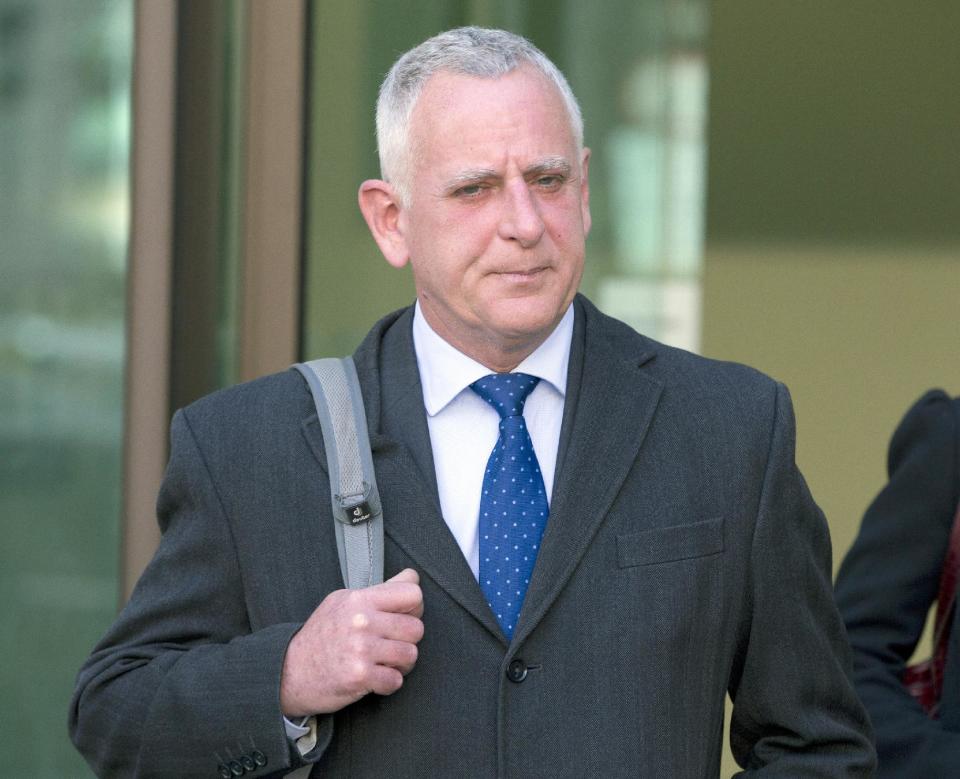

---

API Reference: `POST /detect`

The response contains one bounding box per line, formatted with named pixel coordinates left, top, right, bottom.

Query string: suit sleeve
left=834, top=390, right=960, bottom=777
left=68, top=409, right=331, bottom=778
left=729, top=382, right=877, bottom=776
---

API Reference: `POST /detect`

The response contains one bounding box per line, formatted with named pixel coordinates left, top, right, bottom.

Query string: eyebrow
left=442, top=168, right=499, bottom=192
left=524, top=157, right=573, bottom=179
left=440, top=157, right=574, bottom=195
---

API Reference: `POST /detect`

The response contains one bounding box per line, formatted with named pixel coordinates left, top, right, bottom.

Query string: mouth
left=491, top=266, right=548, bottom=281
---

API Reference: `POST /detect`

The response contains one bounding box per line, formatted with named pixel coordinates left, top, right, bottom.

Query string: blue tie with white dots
left=470, top=372, right=548, bottom=639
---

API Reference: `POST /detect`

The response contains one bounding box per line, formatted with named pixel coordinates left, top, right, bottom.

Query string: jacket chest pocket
left=616, top=517, right=724, bottom=568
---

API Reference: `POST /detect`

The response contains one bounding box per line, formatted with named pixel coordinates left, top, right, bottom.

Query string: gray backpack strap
left=293, top=357, right=384, bottom=589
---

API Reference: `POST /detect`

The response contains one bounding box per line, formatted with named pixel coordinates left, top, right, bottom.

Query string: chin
left=488, top=304, right=564, bottom=344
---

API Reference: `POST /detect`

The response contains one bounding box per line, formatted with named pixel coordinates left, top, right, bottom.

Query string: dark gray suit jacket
left=70, top=296, right=875, bottom=777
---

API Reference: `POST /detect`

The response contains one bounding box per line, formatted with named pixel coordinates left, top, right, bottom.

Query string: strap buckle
left=335, top=482, right=377, bottom=525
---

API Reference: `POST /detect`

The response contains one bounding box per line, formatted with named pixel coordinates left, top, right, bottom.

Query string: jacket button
left=227, top=759, right=245, bottom=776
left=251, top=750, right=268, bottom=767
left=506, top=658, right=527, bottom=683
left=217, top=765, right=232, bottom=779
left=240, top=755, right=256, bottom=771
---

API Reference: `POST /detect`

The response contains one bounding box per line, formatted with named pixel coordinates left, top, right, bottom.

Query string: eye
left=453, top=183, right=488, bottom=198
left=533, top=174, right=564, bottom=190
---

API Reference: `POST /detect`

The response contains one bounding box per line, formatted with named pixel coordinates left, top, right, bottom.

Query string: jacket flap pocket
left=617, top=517, right=724, bottom=568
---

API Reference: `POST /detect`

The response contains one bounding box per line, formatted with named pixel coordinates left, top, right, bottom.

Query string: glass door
left=0, top=1, right=133, bottom=774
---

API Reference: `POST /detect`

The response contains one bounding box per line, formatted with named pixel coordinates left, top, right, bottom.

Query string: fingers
left=366, top=664, right=405, bottom=696
left=387, top=567, right=419, bottom=584
left=369, top=610, right=424, bottom=646
left=368, top=568, right=424, bottom=618
left=378, top=637, right=419, bottom=676
left=346, top=638, right=417, bottom=696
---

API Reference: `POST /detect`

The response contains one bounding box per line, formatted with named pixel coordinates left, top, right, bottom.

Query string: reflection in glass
left=590, top=3, right=708, bottom=352
left=0, top=1, right=132, bottom=775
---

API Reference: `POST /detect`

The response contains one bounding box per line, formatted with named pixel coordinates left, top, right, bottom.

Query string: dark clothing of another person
left=836, top=389, right=960, bottom=777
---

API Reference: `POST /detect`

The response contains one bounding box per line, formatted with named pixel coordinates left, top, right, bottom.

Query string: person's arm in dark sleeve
left=729, top=382, right=877, bottom=776
left=68, top=409, right=331, bottom=778
left=835, top=389, right=960, bottom=777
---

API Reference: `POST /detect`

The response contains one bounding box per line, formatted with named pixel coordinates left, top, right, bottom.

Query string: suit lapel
left=512, top=297, right=663, bottom=646
left=302, top=307, right=504, bottom=641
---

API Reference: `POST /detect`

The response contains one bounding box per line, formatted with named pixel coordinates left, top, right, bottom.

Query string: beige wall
left=702, top=245, right=960, bottom=568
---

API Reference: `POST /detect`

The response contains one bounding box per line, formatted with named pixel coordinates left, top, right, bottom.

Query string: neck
left=453, top=339, right=539, bottom=374
left=421, top=315, right=547, bottom=374
left=413, top=297, right=575, bottom=375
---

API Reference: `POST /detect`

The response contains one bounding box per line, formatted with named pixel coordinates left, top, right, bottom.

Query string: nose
left=498, top=179, right=545, bottom=248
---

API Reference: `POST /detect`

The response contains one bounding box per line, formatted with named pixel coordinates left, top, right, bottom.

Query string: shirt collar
left=413, top=302, right=574, bottom=417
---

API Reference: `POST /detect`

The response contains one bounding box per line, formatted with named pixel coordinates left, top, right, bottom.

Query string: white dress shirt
left=412, top=302, right=573, bottom=578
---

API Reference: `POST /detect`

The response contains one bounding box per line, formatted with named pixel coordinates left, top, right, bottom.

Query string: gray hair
left=376, top=26, right=584, bottom=204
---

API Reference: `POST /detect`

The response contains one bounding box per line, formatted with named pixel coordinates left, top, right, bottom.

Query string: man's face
left=398, top=66, right=591, bottom=370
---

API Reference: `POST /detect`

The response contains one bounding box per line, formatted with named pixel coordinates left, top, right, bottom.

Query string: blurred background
left=1, top=1, right=957, bottom=775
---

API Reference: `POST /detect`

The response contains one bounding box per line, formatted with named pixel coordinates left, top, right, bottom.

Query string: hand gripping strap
left=294, top=358, right=384, bottom=589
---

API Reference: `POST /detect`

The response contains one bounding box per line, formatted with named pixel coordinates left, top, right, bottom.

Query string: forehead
left=408, top=66, right=577, bottom=171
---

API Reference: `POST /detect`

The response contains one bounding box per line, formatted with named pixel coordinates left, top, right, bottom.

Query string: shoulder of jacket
left=179, top=369, right=309, bottom=429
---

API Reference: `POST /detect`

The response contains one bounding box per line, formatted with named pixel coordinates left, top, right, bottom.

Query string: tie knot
left=470, top=373, right=540, bottom=419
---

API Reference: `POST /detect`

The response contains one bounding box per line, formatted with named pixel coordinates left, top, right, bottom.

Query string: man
left=70, top=27, right=875, bottom=777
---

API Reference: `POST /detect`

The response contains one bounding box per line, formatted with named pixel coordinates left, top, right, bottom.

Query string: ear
left=358, top=179, right=409, bottom=268
left=579, top=148, right=592, bottom=237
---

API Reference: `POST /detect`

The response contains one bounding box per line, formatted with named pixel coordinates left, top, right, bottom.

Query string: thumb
left=387, top=567, right=420, bottom=585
